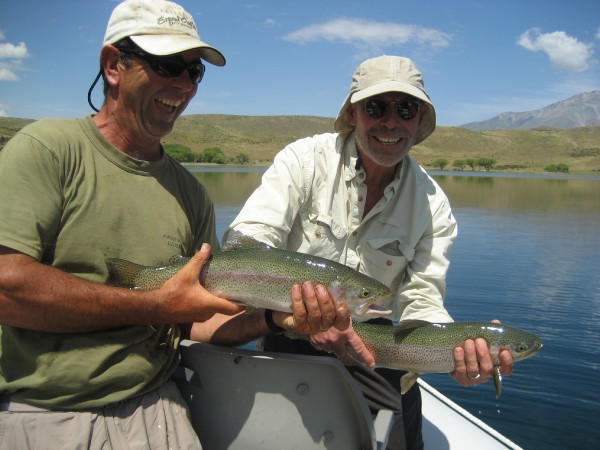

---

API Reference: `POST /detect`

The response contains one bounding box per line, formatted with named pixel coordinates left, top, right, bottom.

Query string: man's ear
left=100, top=45, right=122, bottom=88
left=419, top=102, right=428, bottom=121
left=347, top=104, right=357, bottom=127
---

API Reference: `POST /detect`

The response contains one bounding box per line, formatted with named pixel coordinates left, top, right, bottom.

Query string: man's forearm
left=0, top=254, right=171, bottom=332
left=189, top=309, right=270, bottom=346
left=0, top=246, right=241, bottom=333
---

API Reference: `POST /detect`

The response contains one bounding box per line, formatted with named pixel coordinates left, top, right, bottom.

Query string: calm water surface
left=192, top=167, right=600, bottom=450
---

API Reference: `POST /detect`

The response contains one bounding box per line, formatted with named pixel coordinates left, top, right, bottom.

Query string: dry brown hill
left=168, top=114, right=600, bottom=173
left=2, top=115, right=599, bottom=173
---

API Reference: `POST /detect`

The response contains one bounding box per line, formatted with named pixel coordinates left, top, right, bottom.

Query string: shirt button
left=386, top=260, right=393, bottom=266
left=357, top=196, right=363, bottom=202
left=352, top=231, right=357, bottom=236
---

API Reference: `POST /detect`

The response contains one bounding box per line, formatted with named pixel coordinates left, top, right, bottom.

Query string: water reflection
left=435, top=174, right=600, bottom=211
left=192, top=170, right=264, bottom=206
left=193, top=169, right=600, bottom=213
left=190, top=168, right=600, bottom=450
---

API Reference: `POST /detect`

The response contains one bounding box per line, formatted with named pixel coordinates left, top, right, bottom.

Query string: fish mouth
left=355, top=301, right=392, bottom=319
left=508, top=339, right=543, bottom=362
left=521, top=340, right=543, bottom=359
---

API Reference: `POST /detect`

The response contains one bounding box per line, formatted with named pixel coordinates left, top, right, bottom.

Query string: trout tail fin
left=493, top=366, right=503, bottom=398
left=105, top=258, right=145, bottom=288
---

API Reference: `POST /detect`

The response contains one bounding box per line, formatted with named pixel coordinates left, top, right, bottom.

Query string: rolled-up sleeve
left=398, top=196, right=457, bottom=323
left=224, top=138, right=311, bottom=247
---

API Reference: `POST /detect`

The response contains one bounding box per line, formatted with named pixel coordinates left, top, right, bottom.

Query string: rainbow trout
left=105, top=239, right=392, bottom=320
left=347, top=320, right=542, bottom=397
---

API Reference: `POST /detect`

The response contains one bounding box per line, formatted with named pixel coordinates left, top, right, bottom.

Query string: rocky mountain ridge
left=461, top=91, right=600, bottom=131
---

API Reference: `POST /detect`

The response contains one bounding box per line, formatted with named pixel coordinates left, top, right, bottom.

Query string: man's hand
left=309, top=324, right=377, bottom=369
left=273, top=281, right=350, bottom=335
left=160, top=243, right=245, bottom=323
left=450, top=319, right=514, bottom=386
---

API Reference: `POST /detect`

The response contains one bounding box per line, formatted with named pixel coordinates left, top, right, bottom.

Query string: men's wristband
left=264, top=309, right=286, bottom=335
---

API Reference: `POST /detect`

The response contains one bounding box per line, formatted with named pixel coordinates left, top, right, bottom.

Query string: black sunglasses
left=363, top=98, right=422, bottom=121
left=120, top=50, right=205, bottom=85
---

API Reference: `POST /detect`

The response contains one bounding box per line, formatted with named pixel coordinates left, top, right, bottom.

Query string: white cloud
left=0, top=32, right=29, bottom=81
left=283, top=18, right=451, bottom=50
left=517, top=28, right=593, bottom=72
left=0, top=42, right=29, bottom=59
left=0, top=65, right=20, bottom=81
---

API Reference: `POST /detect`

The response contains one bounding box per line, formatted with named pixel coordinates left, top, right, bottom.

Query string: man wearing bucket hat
left=222, top=55, right=515, bottom=449
left=0, top=1, right=348, bottom=448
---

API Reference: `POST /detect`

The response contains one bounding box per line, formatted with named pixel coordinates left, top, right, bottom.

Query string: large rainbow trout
left=105, top=239, right=392, bottom=320
left=348, top=320, right=543, bottom=397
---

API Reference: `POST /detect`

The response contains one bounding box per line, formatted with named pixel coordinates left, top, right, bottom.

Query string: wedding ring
left=469, top=373, right=481, bottom=380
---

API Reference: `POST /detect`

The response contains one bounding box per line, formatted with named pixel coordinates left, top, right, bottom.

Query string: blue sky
left=1, top=0, right=599, bottom=126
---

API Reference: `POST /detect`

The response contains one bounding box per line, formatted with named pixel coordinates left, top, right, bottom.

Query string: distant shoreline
left=183, top=162, right=600, bottom=180
left=2, top=115, right=599, bottom=175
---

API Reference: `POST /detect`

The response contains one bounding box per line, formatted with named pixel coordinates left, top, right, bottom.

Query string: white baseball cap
left=104, top=0, right=225, bottom=66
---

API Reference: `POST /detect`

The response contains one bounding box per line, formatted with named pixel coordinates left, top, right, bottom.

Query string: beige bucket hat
left=334, top=55, right=436, bottom=144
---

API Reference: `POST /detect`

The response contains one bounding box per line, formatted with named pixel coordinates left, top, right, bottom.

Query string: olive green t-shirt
left=0, top=117, right=218, bottom=409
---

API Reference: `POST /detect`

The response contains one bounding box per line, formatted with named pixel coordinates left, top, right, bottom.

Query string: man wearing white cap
left=0, top=1, right=347, bottom=448
left=223, top=55, right=515, bottom=449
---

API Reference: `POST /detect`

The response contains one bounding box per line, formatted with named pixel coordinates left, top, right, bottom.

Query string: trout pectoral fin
left=493, top=366, right=503, bottom=398
left=400, top=372, right=421, bottom=395
left=228, top=301, right=255, bottom=315
left=339, top=347, right=367, bottom=367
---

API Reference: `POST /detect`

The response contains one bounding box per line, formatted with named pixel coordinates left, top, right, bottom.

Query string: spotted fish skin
left=105, top=241, right=392, bottom=320
left=348, top=320, right=543, bottom=396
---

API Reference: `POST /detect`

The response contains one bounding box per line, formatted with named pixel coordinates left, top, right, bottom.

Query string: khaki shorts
left=0, top=380, right=201, bottom=450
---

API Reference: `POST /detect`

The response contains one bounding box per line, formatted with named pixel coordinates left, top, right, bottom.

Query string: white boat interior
left=174, top=339, right=523, bottom=450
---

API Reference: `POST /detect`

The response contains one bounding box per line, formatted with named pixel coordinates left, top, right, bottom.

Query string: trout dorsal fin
left=393, top=320, right=431, bottom=342
left=221, top=235, right=271, bottom=252
left=169, top=255, right=188, bottom=264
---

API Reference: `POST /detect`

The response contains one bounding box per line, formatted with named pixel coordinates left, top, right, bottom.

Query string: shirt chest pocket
left=312, top=212, right=347, bottom=239
left=360, top=238, right=415, bottom=287
left=290, top=211, right=348, bottom=258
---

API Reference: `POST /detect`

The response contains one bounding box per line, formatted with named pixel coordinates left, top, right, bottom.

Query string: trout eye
left=360, top=288, right=371, bottom=298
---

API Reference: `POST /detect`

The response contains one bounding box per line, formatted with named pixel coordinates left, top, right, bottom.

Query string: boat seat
left=174, top=339, right=394, bottom=450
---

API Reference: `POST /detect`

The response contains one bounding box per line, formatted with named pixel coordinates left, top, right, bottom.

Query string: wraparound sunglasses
left=363, top=98, right=422, bottom=121
left=120, top=50, right=206, bottom=85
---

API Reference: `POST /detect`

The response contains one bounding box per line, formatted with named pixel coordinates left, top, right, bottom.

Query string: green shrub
left=163, top=143, right=196, bottom=162
left=544, top=163, right=569, bottom=173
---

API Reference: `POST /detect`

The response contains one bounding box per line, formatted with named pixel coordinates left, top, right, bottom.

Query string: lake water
left=190, top=166, right=600, bottom=450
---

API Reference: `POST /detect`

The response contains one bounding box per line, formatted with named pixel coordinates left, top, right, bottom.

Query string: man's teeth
left=376, top=136, right=401, bottom=144
left=158, top=98, right=182, bottom=108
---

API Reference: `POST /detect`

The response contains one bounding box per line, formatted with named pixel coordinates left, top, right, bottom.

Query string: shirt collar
left=342, top=132, right=361, bottom=182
